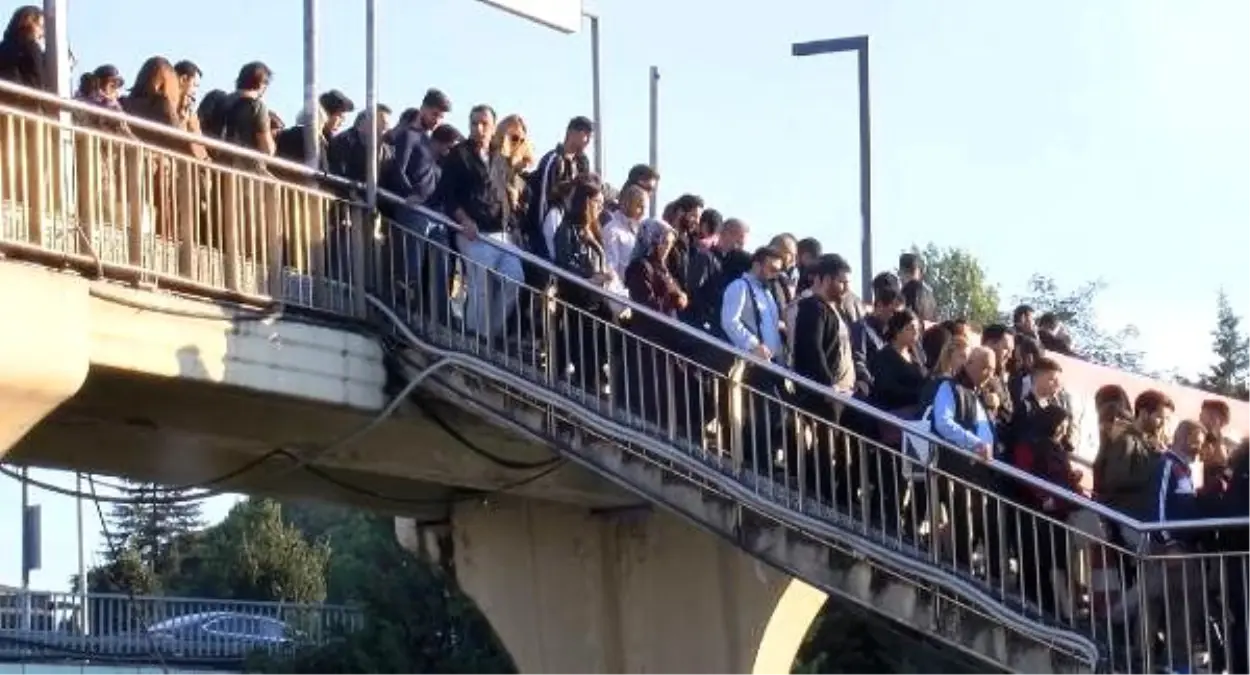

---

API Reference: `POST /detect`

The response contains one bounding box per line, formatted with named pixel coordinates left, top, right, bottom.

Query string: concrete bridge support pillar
left=428, top=496, right=828, bottom=674
left=0, top=263, right=89, bottom=458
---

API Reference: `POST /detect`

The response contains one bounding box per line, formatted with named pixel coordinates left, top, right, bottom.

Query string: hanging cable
left=389, top=349, right=562, bottom=471
left=85, top=473, right=171, bottom=674
left=299, top=460, right=565, bottom=506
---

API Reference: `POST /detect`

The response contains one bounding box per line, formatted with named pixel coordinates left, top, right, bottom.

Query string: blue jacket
left=382, top=127, right=438, bottom=204
left=720, top=274, right=783, bottom=360
left=1146, top=450, right=1199, bottom=546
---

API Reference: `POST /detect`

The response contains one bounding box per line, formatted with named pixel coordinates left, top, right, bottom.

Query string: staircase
left=370, top=211, right=1113, bottom=673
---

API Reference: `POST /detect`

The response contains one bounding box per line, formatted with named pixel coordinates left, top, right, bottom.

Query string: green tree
left=104, top=482, right=204, bottom=578
left=1195, top=290, right=1250, bottom=400
left=249, top=501, right=515, bottom=673
left=82, top=546, right=163, bottom=596
left=180, top=498, right=330, bottom=604
left=910, top=243, right=1001, bottom=327
left=1012, top=274, right=1146, bottom=374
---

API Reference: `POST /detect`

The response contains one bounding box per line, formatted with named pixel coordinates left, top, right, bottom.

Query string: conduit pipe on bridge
left=366, top=293, right=1104, bottom=668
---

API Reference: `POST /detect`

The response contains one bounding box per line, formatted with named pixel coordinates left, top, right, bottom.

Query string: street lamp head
left=791, top=35, right=868, bottom=57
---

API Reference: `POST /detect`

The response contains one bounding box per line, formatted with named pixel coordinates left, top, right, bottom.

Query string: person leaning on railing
left=553, top=175, right=629, bottom=396
left=1009, top=404, right=1082, bottom=616
left=1128, top=419, right=1212, bottom=672
left=928, top=343, right=1001, bottom=573
left=623, top=217, right=686, bottom=426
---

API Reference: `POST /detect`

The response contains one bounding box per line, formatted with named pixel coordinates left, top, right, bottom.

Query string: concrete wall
left=0, top=264, right=89, bottom=458
left=0, top=259, right=382, bottom=459
left=83, top=282, right=384, bottom=410
left=435, top=496, right=827, bottom=674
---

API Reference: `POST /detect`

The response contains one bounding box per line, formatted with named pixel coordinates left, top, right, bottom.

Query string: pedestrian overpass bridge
left=1, top=82, right=1245, bottom=674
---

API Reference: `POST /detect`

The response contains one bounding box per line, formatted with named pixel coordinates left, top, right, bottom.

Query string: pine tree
left=103, top=481, right=205, bottom=578
left=1197, top=291, right=1250, bottom=400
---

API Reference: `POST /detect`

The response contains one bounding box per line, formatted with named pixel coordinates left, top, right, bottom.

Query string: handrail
left=0, top=79, right=1241, bottom=536
left=376, top=199, right=1248, bottom=537
left=0, top=79, right=358, bottom=196
left=370, top=293, right=1104, bottom=668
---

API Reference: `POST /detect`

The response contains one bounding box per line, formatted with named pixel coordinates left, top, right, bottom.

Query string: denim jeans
left=392, top=205, right=451, bottom=324
left=460, top=230, right=524, bottom=341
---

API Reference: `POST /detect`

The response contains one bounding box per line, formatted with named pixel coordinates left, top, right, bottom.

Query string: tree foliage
left=910, top=243, right=1001, bottom=327
left=249, top=501, right=515, bottom=674
left=75, top=493, right=513, bottom=672
left=103, top=482, right=204, bottom=580
left=1195, top=290, right=1250, bottom=400
left=1011, top=274, right=1146, bottom=374
left=175, top=499, right=330, bottom=604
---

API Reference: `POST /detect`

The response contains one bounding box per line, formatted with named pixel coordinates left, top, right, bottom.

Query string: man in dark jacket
left=898, top=252, right=937, bottom=322
left=792, top=253, right=855, bottom=503
left=684, top=217, right=746, bottom=333
left=850, top=286, right=902, bottom=396
left=980, top=323, right=1017, bottom=430
left=438, top=104, right=518, bottom=340
left=329, top=104, right=392, bottom=184
left=525, top=116, right=593, bottom=258
left=1093, top=390, right=1171, bottom=520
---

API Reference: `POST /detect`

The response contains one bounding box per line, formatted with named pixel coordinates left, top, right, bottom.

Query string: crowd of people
left=1, top=5, right=1246, bottom=670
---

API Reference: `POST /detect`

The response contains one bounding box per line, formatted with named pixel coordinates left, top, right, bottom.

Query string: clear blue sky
left=2, top=0, right=1247, bottom=591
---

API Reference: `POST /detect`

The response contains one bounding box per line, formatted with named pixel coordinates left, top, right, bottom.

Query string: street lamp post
left=647, top=65, right=659, bottom=217
left=791, top=35, right=873, bottom=300
left=584, top=11, right=603, bottom=177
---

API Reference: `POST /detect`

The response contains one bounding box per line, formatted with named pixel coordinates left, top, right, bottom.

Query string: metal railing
left=0, top=79, right=1244, bottom=672
left=0, top=80, right=369, bottom=317
left=0, top=589, right=362, bottom=663
left=373, top=204, right=1249, bottom=674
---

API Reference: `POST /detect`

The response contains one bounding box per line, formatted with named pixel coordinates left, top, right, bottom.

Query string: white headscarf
left=630, top=218, right=673, bottom=263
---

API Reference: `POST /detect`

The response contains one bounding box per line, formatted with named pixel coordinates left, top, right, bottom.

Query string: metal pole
left=856, top=43, right=872, bottom=300
left=42, top=0, right=68, bottom=95
left=20, top=466, right=30, bottom=631
left=647, top=65, right=659, bottom=217
left=364, top=0, right=379, bottom=211
left=43, top=0, right=70, bottom=220
left=302, top=0, right=320, bottom=170
left=76, top=472, right=88, bottom=635
left=588, top=13, right=603, bottom=177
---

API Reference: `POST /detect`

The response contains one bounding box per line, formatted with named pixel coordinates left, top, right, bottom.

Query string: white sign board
left=475, top=0, right=582, bottom=34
